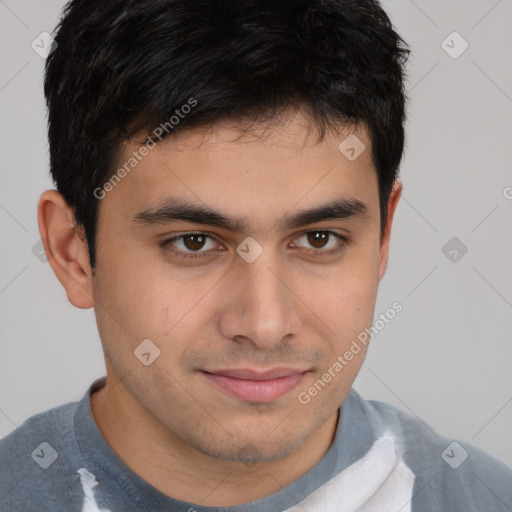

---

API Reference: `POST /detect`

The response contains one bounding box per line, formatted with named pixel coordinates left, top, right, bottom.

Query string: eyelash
left=160, top=230, right=351, bottom=260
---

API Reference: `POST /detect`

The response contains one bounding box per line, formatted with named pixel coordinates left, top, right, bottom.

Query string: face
left=90, top=109, right=390, bottom=463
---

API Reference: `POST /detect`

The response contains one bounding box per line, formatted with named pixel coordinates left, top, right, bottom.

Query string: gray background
left=1, top=0, right=511, bottom=468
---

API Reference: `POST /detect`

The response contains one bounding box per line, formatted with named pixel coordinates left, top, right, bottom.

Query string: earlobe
left=37, top=189, right=94, bottom=309
left=378, top=178, right=402, bottom=281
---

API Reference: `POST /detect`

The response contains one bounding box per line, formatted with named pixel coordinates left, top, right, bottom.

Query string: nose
left=218, top=248, right=301, bottom=350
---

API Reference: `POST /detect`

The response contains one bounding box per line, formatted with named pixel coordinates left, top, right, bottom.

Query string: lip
left=201, top=368, right=308, bottom=403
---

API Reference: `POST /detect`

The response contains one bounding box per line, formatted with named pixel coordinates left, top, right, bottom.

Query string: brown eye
left=160, top=232, right=220, bottom=259
left=306, top=231, right=330, bottom=249
left=294, top=230, right=349, bottom=255
left=181, top=234, right=208, bottom=251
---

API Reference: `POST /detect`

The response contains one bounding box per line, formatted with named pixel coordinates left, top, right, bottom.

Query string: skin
left=37, top=108, right=402, bottom=507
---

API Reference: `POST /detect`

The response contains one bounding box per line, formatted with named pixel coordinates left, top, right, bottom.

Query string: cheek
left=295, top=264, right=377, bottom=408
left=299, top=246, right=380, bottom=338
left=92, top=251, right=222, bottom=375
left=93, top=239, right=179, bottom=333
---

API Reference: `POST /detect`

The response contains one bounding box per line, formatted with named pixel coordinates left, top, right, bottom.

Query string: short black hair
left=44, top=0, right=410, bottom=269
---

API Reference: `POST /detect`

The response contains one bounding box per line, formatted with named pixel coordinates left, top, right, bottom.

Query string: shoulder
left=0, top=401, right=84, bottom=510
left=348, top=390, right=512, bottom=511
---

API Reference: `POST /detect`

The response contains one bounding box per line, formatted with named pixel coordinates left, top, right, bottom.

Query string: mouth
left=201, top=368, right=308, bottom=403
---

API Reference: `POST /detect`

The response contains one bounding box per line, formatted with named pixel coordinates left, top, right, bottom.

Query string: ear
left=37, top=189, right=94, bottom=309
left=378, top=178, right=402, bottom=281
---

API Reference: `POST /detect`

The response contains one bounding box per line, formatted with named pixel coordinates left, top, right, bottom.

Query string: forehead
left=99, top=111, right=379, bottom=234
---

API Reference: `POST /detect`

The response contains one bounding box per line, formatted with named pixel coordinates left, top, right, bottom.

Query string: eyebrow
left=132, top=196, right=369, bottom=234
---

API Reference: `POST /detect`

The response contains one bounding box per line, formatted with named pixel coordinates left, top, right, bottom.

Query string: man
left=1, top=0, right=511, bottom=510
